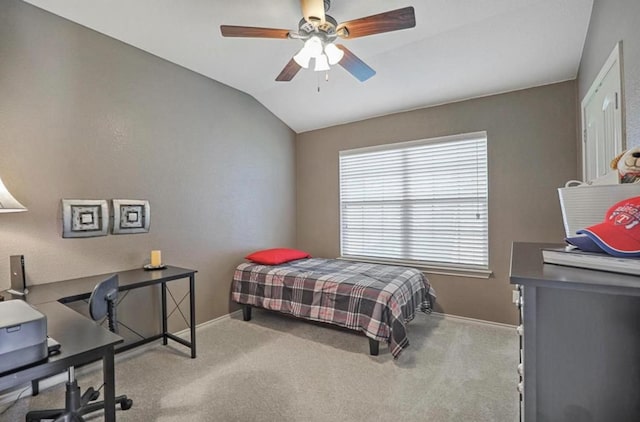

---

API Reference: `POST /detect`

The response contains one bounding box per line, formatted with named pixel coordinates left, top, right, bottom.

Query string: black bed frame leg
left=369, top=338, right=379, bottom=356
left=242, top=305, right=252, bottom=321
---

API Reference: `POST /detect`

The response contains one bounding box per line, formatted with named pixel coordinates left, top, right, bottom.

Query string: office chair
left=26, top=275, right=133, bottom=422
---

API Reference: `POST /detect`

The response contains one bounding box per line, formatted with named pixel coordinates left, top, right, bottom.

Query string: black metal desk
left=0, top=301, right=122, bottom=421
left=8, top=265, right=198, bottom=358
left=3, top=265, right=197, bottom=407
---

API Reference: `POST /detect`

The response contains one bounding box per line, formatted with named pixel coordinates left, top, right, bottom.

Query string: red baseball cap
left=566, top=196, right=640, bottom=257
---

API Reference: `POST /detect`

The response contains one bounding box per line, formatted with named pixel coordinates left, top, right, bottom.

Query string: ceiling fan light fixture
left=324, top=43, right=344, bottom=65
left=314, top=53, right=330, bottom=72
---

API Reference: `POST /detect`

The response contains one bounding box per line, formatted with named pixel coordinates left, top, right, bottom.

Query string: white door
left=582, top=42, right=624, bottom=182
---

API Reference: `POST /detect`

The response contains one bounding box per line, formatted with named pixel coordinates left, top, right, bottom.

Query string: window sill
left=337, top=256, right=493, bottom=279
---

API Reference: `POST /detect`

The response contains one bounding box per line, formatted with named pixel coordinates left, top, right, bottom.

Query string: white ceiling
left=23, top=0, right=594, bottom=133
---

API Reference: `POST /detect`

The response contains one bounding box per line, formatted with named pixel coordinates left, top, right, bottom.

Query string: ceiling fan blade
left=276, top=58, right=302, bottom=82
left=336, top=45, right=376, bottom=82
left=300, top=0, right=326, bottom=24
left=220, top=25, right=290, bottom=39
left=337, top=6, right=416, bottom=39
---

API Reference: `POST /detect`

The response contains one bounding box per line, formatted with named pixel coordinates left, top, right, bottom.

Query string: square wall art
left=62, top=199, right=109, bottom=238
left=112, top=199, right=150, bottom=234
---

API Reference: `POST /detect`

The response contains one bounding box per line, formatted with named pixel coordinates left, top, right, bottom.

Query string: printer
left=0, top=299, right=48, bottom=373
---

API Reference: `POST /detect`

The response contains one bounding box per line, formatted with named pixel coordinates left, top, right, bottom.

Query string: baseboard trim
left=186, top=309, right=516, bottom=333
left=172, top=309, right=242, bottom=338
left=430, top=312, right=517, bottom=329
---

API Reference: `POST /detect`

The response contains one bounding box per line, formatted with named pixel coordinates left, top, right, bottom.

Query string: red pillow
left=245, top=248, right=311, bottom=265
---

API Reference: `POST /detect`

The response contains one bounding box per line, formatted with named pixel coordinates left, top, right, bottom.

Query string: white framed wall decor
left=112, top=199, right=150, bottom=234
left=61, top=199, right=109, bottom=238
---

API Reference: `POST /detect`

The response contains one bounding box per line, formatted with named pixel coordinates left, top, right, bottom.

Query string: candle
left=151, top=250, right=162, bottom=267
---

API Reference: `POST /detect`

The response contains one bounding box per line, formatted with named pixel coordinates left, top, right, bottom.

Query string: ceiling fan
left=220, top=0, right=416, bottom=82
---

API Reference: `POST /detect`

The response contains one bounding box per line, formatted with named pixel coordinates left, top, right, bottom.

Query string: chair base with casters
left=26, top=275, right=132, bottom=421
left=25, top=367, right=132, bottom=422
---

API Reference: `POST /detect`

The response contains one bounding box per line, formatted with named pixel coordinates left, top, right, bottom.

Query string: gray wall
left=0, top=0, right=587, bottom=329
left=296, top=81, right=577, bottom=325
left=578, top=0, right=640, bottom=150
left=0, top=0, right=296, bottom=330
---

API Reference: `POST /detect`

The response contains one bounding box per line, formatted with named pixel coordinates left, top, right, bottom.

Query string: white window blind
left=339, top=132, right=488, bottom=270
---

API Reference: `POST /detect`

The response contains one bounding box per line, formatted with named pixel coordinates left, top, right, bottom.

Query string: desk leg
left=103, top=346, right=116, bottom=422
left=161, top=281, right=168, bottom=345
left=31, top=379, right=39, bottom=396
left=190, top=274, right=196, bottom=358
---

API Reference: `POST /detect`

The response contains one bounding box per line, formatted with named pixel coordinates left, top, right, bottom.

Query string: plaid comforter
left=231, top=258, right=436, bottom=358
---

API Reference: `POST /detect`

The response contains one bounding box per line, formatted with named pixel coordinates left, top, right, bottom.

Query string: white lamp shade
left=293, top=47, right=312, bottom=68
left=324, top=43, right=344, bottom=65
left=304, top=36, right=323, bottom=57
left=0, top=177, right=27, bottom=213
left=294, top=36, right=323, bottom=69
left=314, top=54, right=330, bottom=71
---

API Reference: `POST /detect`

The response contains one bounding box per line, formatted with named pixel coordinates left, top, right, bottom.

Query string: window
left=339, top=132, right=488, bottom=274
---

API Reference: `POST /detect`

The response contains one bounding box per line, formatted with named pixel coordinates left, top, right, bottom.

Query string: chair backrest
left=88, top=274, right=119, bottom=333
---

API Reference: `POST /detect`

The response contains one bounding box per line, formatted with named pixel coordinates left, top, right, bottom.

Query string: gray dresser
left=510, top=242, right=640, bottom=422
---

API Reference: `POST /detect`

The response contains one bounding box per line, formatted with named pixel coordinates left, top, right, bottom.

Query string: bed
left=231, top=257, right=436, bottom=358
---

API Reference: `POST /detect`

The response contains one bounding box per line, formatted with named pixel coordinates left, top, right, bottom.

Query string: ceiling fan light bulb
left=324, top=43, right=344, bottom=65
left=314, top=54, right=330, bottom=72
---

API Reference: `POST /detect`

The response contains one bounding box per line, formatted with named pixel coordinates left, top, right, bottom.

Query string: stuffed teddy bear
left=611, top=147, right=640, bottom=183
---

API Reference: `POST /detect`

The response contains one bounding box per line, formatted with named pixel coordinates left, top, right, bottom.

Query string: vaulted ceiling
left=23, top=0, right=594, bottom=133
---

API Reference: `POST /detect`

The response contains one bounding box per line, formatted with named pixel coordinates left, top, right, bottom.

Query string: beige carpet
left=1, top=309, right=518, bottom=421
